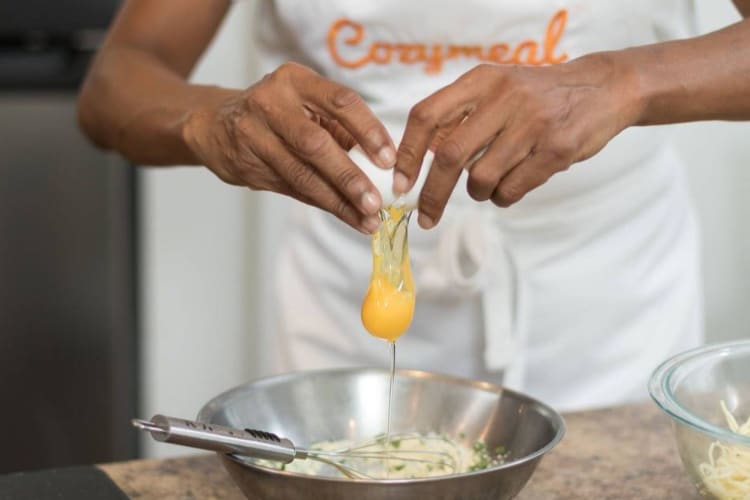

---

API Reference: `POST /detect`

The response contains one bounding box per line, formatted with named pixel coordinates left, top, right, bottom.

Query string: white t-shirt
left=252, top=0, right=703, bottom=410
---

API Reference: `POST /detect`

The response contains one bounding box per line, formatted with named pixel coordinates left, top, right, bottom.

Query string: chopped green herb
left=392, top=464, right=406, bottom=472
left=468, top=460, right=489, bottom=471
left=390, top=439, right=401, bottom=448
left=472, top=441, right=487, bottom=452
left=468, top=439, right=499, bottom=471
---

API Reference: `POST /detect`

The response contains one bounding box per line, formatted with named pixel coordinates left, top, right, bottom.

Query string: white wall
left=139, top=1, right=258, bottom=458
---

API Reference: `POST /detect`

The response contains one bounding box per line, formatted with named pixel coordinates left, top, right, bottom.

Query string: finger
left=299, top=73, right=396, bottom=168
left=427, top=114, right=466, bottom=152
left=228, top=135, right=295, bottom=193
left=429, top=107, right=508, bottom=200
left=292, top=187, right=379, bottom=235
left=466, top=126, right=536, bottom=202
left=253, top=127, right=381, bottom=234
left=264, top=107, right=383, bottom=217
left=239, top=165, right=292, bottom=195
left=416, top=157, right=463, bottom=230
left=395, top=78, right=479, bottom=194
left=413, top=106, right=505, bottom=230
left=318, top=116, right=357, bottom=151
left=490, top=151, right=560, bottom=207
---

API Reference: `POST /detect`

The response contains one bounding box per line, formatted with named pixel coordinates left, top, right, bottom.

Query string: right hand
left=182, top=62, right=396, bottom=234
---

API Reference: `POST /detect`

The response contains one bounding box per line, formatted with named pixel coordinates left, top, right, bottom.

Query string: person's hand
left=183, top=62, right=396, bottom=234
left=393, top=53, right=643, bottom=229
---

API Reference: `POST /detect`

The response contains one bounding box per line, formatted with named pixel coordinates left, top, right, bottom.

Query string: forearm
left=614, top=17, right=750, bottom=125
left=78, top=45, right=239, bottom=165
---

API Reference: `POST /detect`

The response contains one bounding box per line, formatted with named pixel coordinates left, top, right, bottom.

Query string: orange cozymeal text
left=327, top=9, right=569, bottom=74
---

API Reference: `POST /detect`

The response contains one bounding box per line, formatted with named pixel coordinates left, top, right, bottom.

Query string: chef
left=78, top=0, right=750, bottom=410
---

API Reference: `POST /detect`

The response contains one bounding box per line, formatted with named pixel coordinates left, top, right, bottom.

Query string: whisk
left=132, top=415, right=460, bottom=480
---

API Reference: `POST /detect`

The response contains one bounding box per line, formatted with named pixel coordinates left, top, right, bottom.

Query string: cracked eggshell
left=348, top=146, right=432, bottom=210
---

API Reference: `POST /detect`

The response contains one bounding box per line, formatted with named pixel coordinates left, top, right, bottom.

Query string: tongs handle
left=132, top=415, right=297, bottom=463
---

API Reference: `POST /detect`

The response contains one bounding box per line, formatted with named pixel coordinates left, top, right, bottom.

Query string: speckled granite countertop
left=99, top=402, right=699, bottom=499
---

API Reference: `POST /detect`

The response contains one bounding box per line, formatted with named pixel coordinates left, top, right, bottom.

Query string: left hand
left=394, top=53, right=643, bottom=229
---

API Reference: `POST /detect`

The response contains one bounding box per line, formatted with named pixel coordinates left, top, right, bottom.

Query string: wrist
left=572, top=50, right=649, bottom=130
left=181, top=106, right=212, bottom=165
left=180, top=86, right=241, bottom=165
left=610, top=45, right=671, bottom=126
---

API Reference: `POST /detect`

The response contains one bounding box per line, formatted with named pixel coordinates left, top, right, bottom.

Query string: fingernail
left=393, top=171, right=409, bottom=193
left=418, top=213, right=434, bottom=229
left=377, top=146, right=396, bottom=168
left=363, top=216, right=381, bottom=233
left=361, top=191, right=380, bottom=214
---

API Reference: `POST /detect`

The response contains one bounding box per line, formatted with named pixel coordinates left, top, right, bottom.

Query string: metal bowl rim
left=197, top=367, right=566, bottom=485
left=648, top=340, right=750, bottom=445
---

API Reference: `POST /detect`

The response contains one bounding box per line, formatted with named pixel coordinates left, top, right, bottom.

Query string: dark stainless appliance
left=0, top=0, right=138, bottom=473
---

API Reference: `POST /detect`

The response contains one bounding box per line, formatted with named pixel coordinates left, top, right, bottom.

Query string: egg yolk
left=361, top=206, right=415, bottom=342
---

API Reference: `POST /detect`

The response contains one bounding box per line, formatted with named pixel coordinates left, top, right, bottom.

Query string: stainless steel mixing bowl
left=197, top=368, right=565, bottom=500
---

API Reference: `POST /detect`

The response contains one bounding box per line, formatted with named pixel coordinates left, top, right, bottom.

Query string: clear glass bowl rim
left=649, top=340, right=750, bottom=446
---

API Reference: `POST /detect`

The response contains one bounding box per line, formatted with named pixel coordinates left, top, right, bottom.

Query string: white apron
left=252, top=0, right=704, bottom=411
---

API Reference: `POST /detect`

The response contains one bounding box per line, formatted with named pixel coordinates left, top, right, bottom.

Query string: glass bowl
left=649, top=341, right=750, bottom=499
